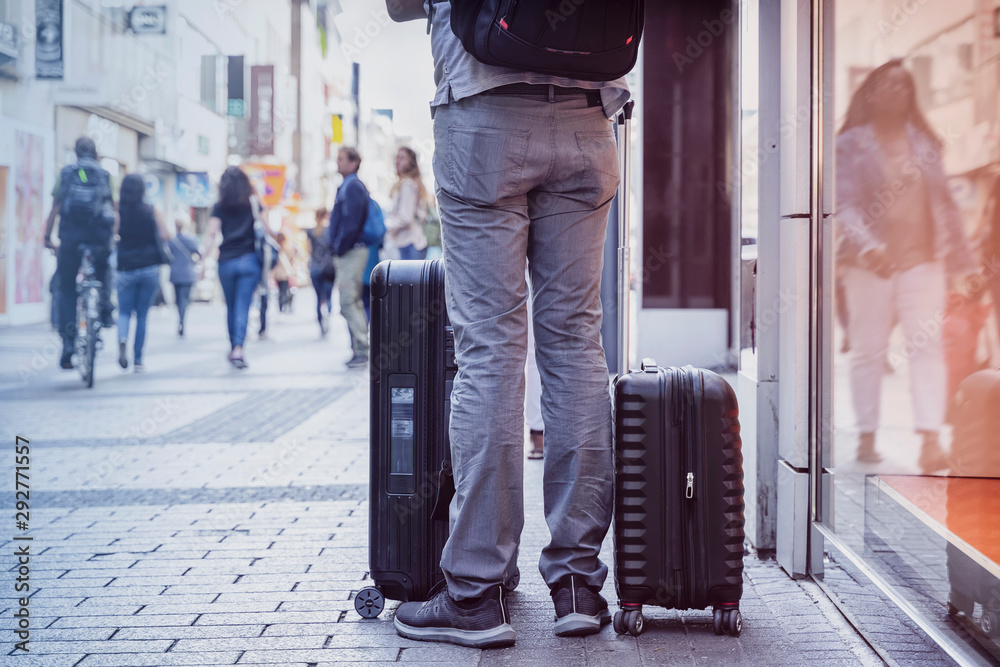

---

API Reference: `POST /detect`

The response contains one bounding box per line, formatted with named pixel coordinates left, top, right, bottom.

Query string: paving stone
left=0, top=655, right=86, bottom=666
left=75, top=652, right=242, bottom=666
left=237, top=648, right=399, bottom=662
left=173, top=635, right=327, bottom=652
left=49, top=613, right=199, bottom=628
left=398, top=645, right=484, bottom=661
left=28, top=639, right=173, bottom=654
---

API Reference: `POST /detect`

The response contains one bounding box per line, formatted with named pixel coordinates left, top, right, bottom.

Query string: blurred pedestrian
left=273, top=232, right=295, bottom=312
left=205, top=166, right=262, bottom=370
left=169, top=214, right=201, bottom=337
left=307, top=208, right=335, bottom=336
left=328, top=146, right=372, bottom=369
left=116, top=173, right=173, bottom=372
left=385, top=147, right=429, bottom=260
left=835, top=60, right=976, bottom=472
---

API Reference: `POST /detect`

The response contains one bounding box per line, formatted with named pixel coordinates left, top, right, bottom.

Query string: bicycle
left=74, top=244, right=104, bottom=388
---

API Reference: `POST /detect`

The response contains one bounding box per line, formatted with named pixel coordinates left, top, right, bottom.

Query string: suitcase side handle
left=641, top=358, right=658, bottom=373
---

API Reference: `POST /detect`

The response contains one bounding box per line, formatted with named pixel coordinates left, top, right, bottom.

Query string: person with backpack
left=387, top=0, right=635, bottom=649
left=115, top=173, right=173, bottom=372
left=43, top=136, right=117, bottom=369
left=327, top=146, right=376, bottom=369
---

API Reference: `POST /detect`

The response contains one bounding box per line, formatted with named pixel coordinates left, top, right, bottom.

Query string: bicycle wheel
left=84, top=288, right=98, bottom=388
left=75, top=295, right=90, bottom=384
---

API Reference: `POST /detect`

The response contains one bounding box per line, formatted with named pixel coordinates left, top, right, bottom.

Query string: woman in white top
left=386, top=147, right=429, bottom=260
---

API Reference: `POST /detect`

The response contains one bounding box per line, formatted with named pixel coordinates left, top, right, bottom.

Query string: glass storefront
left=822, top=0, right=1000, bottom=662
left=741, top=0, right=1000, bottom=662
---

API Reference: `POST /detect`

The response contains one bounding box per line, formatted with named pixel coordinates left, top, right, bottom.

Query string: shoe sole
left=554, top=610, right=611, bottom=637
left=394, top=617, right=515, bottom=649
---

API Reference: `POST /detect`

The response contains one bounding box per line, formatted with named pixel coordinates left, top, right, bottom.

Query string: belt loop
left=548, top=84, right=555, bottom=103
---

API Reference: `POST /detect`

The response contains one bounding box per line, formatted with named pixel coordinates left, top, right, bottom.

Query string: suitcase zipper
left=682, top=368, right=700, bottom=610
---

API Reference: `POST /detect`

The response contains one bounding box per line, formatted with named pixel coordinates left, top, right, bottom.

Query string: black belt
left=483, top=83, right=603, bottom=107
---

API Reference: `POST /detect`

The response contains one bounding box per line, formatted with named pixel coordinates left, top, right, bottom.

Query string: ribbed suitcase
left=612, top=363, right=745, bottom=636
left=355, top=259, right=456, bottom=619
left=610, top=101, right=745, bottom=637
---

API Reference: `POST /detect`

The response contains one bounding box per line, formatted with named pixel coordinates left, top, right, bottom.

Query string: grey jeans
left=334, top=246, right=369, bottom=357
left=434, top=93, right=618, bottom=600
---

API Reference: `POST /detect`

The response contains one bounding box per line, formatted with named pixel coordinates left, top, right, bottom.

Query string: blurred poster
left=242, top=163, right=286, bottom=208
left=176, top=172, right=211, bottom=208
left=35, top=0, right=63, bottom=80
left=14, top=131, right=44, bottom=305
left=142, top=173, right=166, bottom=213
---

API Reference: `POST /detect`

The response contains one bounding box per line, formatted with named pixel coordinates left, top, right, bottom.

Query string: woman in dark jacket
left=116, top=173, right=172, bottom=372
left=835, top=60, right=976, bottom=472
left=205, top=166, right=262, bottom=369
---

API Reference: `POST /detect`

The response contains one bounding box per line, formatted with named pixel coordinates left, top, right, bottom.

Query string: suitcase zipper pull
left=685, top=472, right=694, bottom=499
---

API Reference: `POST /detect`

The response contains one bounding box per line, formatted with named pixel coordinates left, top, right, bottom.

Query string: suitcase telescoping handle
left=616, top=100, right=635, bottom=379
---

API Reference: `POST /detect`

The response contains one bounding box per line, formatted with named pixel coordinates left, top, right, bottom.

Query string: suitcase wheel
left=725, top=609, right=742, bottom=637
left=713, top=608, right=725, bottom=635
left=354, top=586, right=385, bottom=618
left=613, top=610, right=625, bottom=635
left=713, top=607, right=742, bottom=637
left=613, top=609, right=643, bottom=636
left=981, top=610, right=999, bottom=638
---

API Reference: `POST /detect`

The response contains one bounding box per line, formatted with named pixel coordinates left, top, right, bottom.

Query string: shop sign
left=0, top=21, right=17, bottom=60
left=129, top=6, right=167, bottom=35
left=242, top=163, right=286, bottom=208
left=35, top=0, right=63, bottom=79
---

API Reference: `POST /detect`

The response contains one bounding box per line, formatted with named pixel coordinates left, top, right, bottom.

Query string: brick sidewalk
left=0, top=295, right=892, bottom=665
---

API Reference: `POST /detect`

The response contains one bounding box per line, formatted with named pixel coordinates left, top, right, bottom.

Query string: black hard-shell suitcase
left=613, top=364, right=745, bottom=636
left=611, top=102, right=745, bottom=637
left=355, top=259, right=456, bottom=619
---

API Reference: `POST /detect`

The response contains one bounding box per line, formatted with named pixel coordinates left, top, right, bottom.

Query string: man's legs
left=57, top=243, right=83, bottom=362
left=527, top=111, right=618, bottom=591
left=334, top=246, right=369, bottom=359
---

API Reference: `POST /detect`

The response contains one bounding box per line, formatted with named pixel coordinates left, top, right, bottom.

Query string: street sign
left=129, top=5, right=167, bottom=35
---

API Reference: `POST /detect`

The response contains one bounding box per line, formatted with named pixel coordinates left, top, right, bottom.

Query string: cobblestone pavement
left=0, top=293, right=903, bottom=665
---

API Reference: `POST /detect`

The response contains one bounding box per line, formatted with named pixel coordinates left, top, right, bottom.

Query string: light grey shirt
left=425, top=0, right=631, bottom=119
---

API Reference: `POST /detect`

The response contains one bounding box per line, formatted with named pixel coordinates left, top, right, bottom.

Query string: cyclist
left=43, top=136, right=117, bottom=369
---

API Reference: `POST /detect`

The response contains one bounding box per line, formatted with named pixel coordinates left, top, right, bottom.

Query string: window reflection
left=831, top=1, right=1000, bottom=659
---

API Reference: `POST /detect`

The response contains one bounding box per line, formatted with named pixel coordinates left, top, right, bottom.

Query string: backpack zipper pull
left=685, top=472, right=694, bottom=499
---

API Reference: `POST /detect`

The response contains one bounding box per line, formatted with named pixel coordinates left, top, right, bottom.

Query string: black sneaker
left=394, top=584, right=515, bottom=649
left=551, top=574, right=611, bottom=637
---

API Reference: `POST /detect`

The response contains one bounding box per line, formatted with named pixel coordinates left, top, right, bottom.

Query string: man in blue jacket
left=327, top=146, right=371, bottom=368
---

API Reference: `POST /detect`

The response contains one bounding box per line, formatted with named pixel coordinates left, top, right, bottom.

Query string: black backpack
left=449, top=0, right=644, bottom=82
left=59, top=160, right=114, bottom=236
